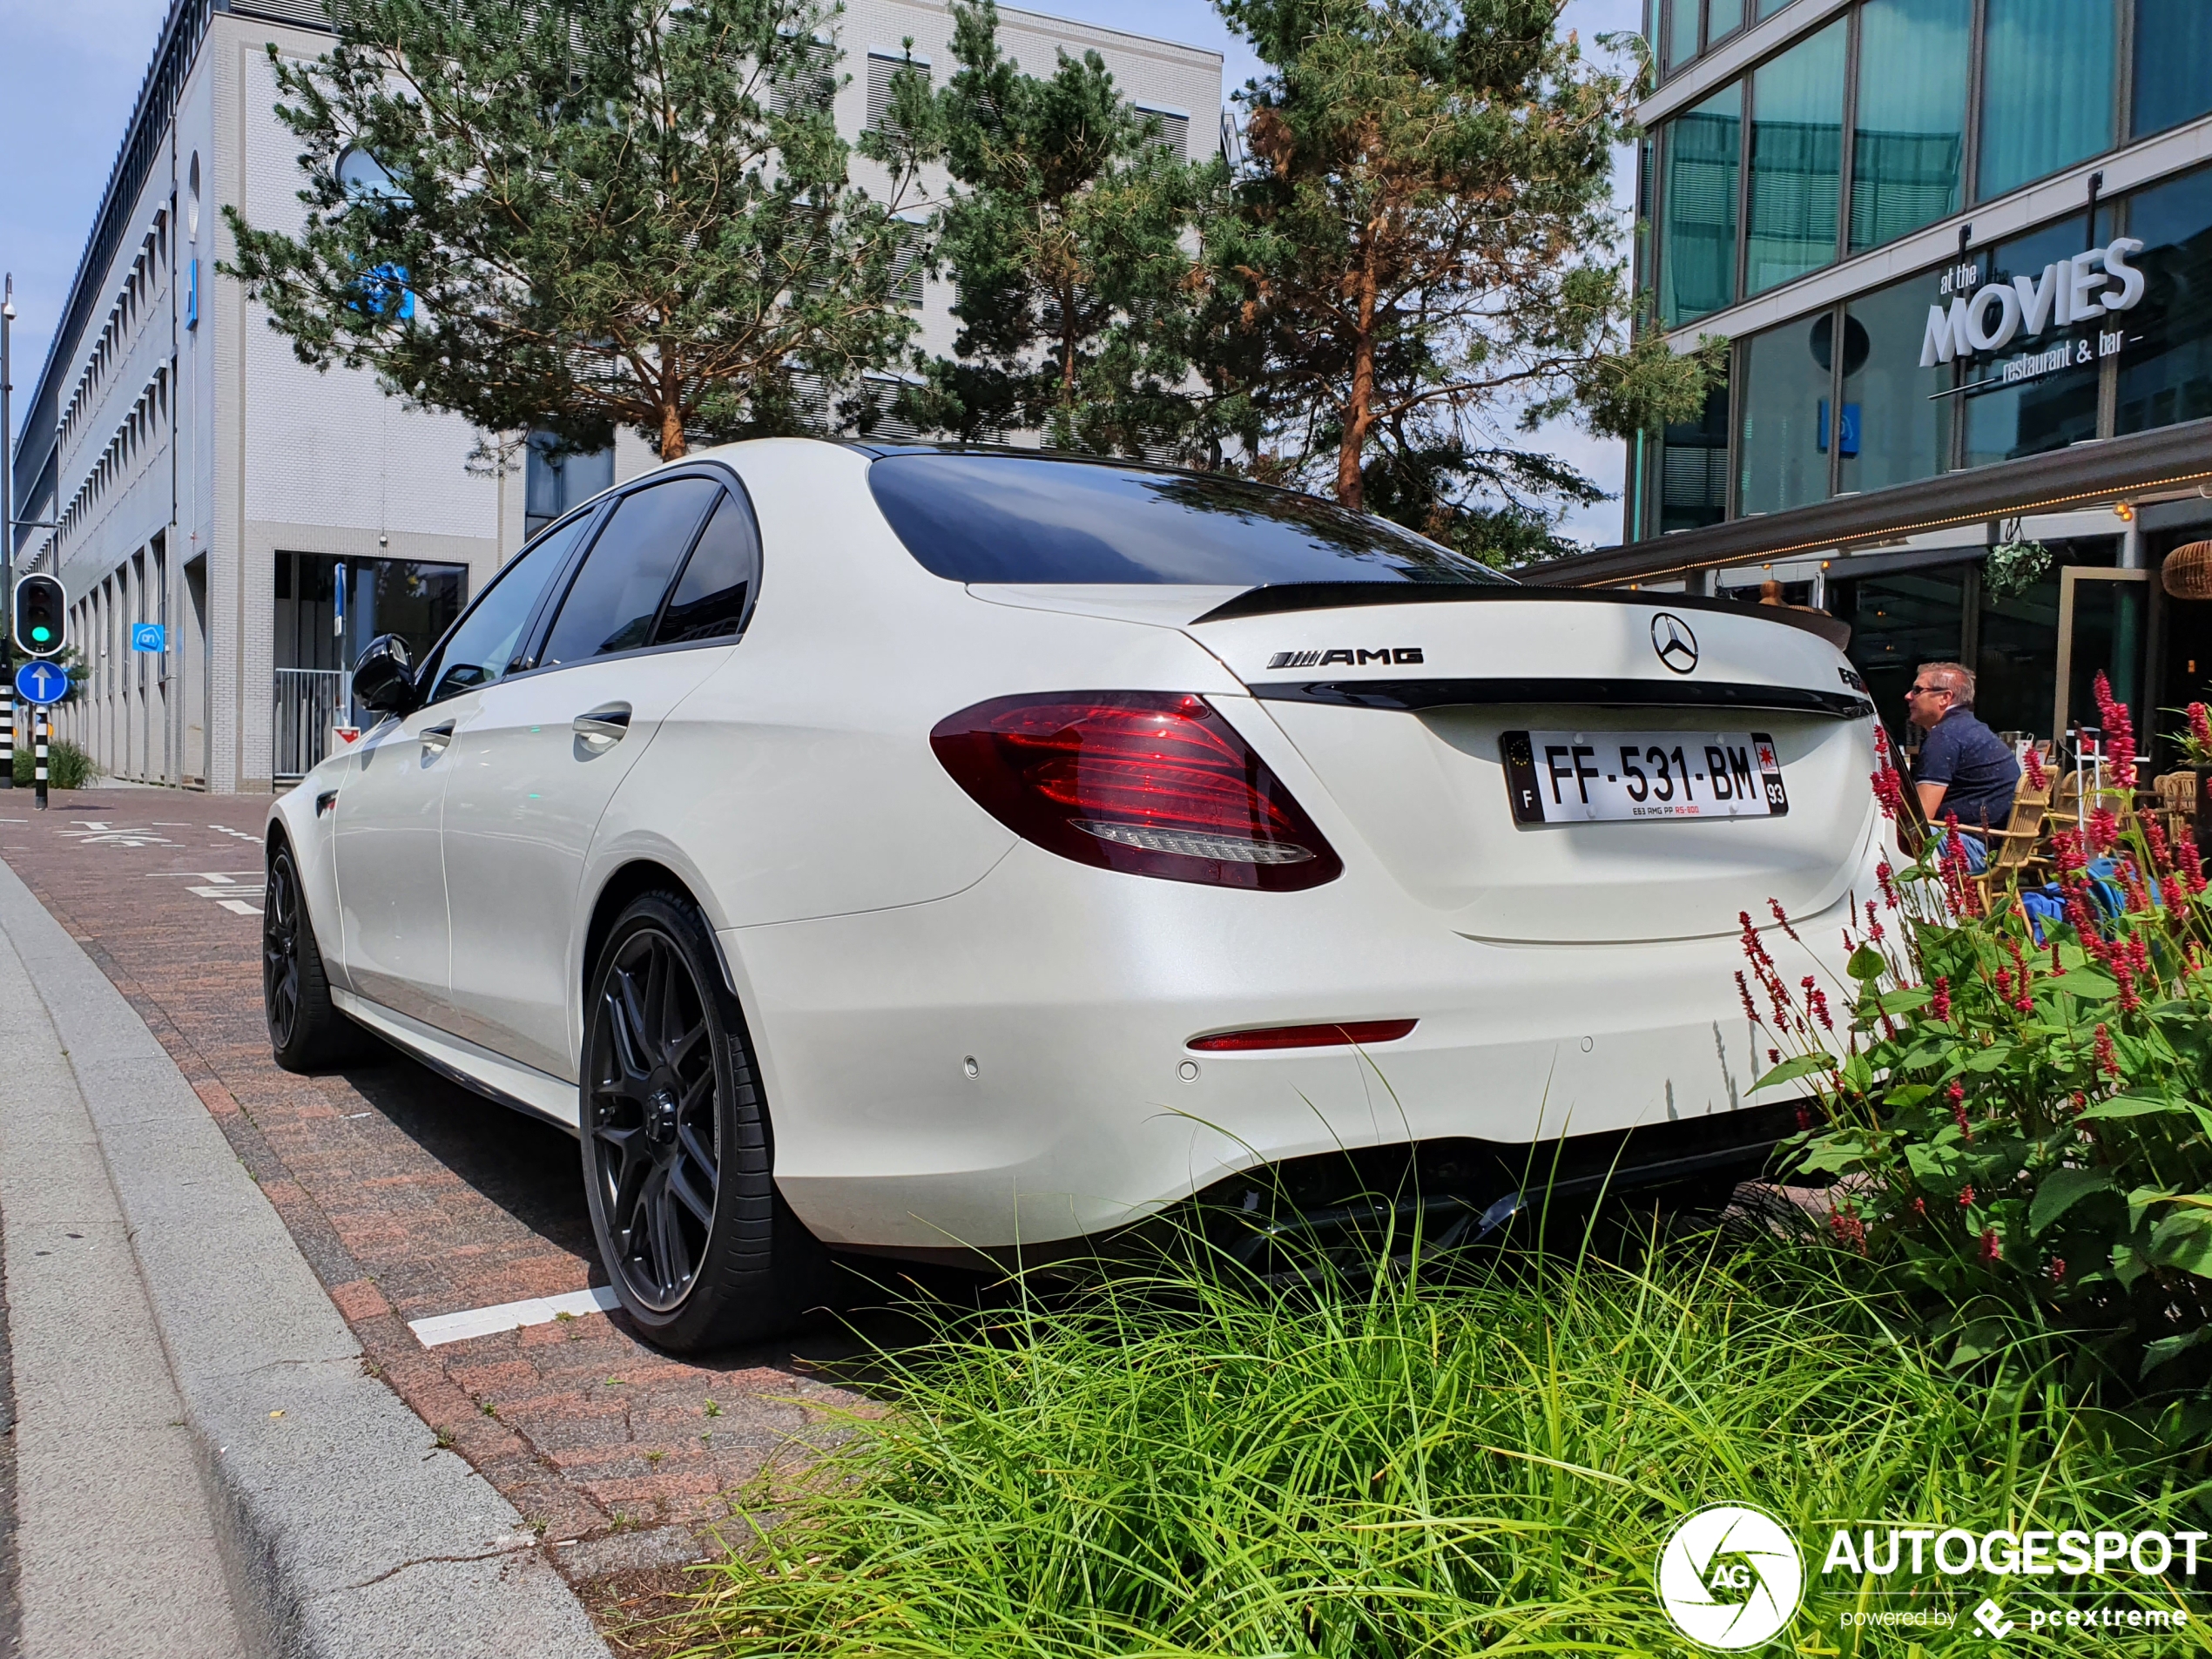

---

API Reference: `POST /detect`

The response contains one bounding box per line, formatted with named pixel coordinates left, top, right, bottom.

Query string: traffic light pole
left=32, top=703, right=45, bottom=810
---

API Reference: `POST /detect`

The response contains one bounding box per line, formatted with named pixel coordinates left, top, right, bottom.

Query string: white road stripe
left=408, top=1286, right=621, bottom=1348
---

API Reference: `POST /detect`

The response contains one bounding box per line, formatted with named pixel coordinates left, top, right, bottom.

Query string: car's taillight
left=931, top=692, right=1343, bottom=891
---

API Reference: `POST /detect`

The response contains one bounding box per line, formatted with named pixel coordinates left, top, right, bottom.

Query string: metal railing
left=272, top=668, right=349, bottom=782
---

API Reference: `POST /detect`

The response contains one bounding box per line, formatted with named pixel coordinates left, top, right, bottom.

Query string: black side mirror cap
left=352, top=632, right=420, bottom=717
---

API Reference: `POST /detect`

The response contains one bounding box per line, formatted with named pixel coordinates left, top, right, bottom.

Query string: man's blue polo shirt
left=1913, top=706, right=2020, bottom=832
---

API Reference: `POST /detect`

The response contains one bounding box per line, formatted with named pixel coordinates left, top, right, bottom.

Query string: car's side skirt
left=331, top=988, right=580, bottom=1134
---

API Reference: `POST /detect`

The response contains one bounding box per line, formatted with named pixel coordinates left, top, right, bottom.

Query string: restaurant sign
left=1919, top=237, right=2146, bottom=368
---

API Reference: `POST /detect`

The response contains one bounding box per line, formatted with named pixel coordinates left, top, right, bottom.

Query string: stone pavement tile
left=0, top=788, right=894, bottom=1597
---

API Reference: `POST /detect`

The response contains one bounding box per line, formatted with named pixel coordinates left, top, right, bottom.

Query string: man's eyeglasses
left=1906, top=683, right=1953, bottom=698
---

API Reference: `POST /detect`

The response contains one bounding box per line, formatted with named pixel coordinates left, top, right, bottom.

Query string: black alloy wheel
left=265, top=848, right=304, bottom=1048
left=263, top=839, right=361, bottom=1071
left=581, top=892, right=825, bottom=1350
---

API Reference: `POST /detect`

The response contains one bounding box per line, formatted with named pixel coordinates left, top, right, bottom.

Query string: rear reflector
left=1188, top=1019, right=1418, bottom=1052
left=931, top=692, right=1342, bottom=891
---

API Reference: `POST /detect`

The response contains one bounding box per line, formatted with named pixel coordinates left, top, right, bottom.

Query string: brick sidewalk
left=0, top=788, right=887, bottom=1607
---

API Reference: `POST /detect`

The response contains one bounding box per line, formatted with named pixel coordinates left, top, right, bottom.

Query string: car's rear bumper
left=731, top=841, right=1865, bottom=1252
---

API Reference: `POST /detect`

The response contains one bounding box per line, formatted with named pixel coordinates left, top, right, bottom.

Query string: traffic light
left=12, top=575, right=66, bottom=658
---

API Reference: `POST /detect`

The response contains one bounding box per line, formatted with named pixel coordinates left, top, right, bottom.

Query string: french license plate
left=1501, top=731, right=1789, bottom=825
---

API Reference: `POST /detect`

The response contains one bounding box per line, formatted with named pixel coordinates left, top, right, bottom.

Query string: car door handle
left=419, top=720, right=455, bottom=754
left=572, top=705, right=631, bottom=749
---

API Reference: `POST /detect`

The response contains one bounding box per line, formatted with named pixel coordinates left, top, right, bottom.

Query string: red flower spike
left=1829, top=1208, right=1869, bottom=1257
left=1929, top=976, right=1952, bottom=1022
left=1911, top=1196, right=1928, bottom=1218
left=2191, top=702, right=2212, bottom=751
left=1809, top=987, right=1833, bottom=1031
left=2181, top=829, right=2208, bottom=895
left=1959, top=1184, right=1975, bottom=1209
left=1979, top=1227, right=2003, bottom=1264
left=2049, top=941, right=2066, bottom=977
left=2146, top=817, right=2173, bottom=875
left=2113, top=961, right=2141, bottom=1015
left=1734, top=970, right=1759, bottom=1024
left=1770, top=899, right=1801, bottom=942
left=2088, top=806, right=2120, bottom=856
left=2094, top=1023, right=2120, bottom=1081
left=1877, top=861, right=1899, bottom=910
left=1767, top=1048, right=1781, bottom=1067
left=2093, top=671, right=2138, bottom=791
left=2048, top=1257, right=2067, bottom=1284
left=2023, top=746, right=2048, bottom=790
left=1871, top=764, right=1905, bottom=822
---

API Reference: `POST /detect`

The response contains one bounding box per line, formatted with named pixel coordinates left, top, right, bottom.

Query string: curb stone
left=0, top=855, right=611, bottom=1659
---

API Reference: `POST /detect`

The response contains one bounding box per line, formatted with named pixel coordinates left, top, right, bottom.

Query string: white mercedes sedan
left=264, top=439, right=1882, bottom=1352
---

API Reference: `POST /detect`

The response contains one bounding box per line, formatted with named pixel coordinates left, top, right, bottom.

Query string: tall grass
left=686, top=1218, right=2209, bottom=1657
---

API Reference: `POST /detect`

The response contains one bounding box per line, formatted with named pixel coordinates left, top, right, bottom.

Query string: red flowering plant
left=1752, top=681, right=2212, bottom=1389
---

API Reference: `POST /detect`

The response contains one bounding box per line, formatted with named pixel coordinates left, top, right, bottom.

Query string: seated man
left=1906, top=661, right=2020, bottom=873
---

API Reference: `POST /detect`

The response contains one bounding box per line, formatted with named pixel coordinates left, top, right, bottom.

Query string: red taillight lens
left=1188, top=1019, right=1418, bottom=1052
left=931, top=692, right=1343, bottom=891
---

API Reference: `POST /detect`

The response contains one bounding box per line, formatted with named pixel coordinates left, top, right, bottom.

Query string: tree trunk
left=660, top=399, right=687, bottom=461
left=1336, top=242, right=1380, bottom=511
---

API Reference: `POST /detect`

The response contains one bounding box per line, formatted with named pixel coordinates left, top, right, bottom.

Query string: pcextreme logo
left=1656, top=1505, right=1806, bottom=1649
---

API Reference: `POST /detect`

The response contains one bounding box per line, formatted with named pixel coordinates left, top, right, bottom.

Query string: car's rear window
left=867, top=453, right=1514, bottom=586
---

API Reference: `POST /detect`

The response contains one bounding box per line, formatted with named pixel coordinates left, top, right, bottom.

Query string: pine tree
left=224, top=0, right=929, bottom=461
left=1207, top=0, right=1719, bottom=555
left=888, top=0, right=1210, bottom=456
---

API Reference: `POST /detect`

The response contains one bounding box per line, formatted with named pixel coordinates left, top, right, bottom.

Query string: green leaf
left=1847, top=944, right=1888, bottom=981
left=1885, top=1082, right=1933, bottom=1108
left=2028, top=1167, right=2115, bottom=1235
left=1905, top=1143, right=1965, bottom=1184
left=1752, top=1054, right=1834, bottom=1091
left=1963, top=1044, right=2015, bottom=1074
left=2061, top=968, right=2119, bottom=1001
left=2077, top=1096, right=2185, bottom=1123
left=1876, top=988, right=1932, bottom=1016
left=2140, top=1328, right=2211, bottom=1380
left=2148, top=1209, right=2212, bottom=1278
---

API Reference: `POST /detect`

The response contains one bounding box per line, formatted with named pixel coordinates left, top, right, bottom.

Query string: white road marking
left=214, top=899, right=261, bottom=916
left=210, top=825, right=261, bottom=843
left=408, top=1287, right=623, bottom=1348
left=57, top=820, right=176, bottom=847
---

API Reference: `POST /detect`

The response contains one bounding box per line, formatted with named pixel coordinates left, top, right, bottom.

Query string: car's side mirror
left=352, top=633, right=420, bottom=717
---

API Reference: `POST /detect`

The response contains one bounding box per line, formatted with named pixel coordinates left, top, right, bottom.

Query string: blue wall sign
left=14, top=661, right=69, bottom=705
left=132, top=623, right=166, bottom=652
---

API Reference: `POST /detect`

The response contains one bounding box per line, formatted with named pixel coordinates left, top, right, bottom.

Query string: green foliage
left=883, top=1, right=1218, bottom=459
left=222, top=0, right=931, bottom=459
left=13, top=738, right=97, bottom=790
left=1757, top=779, right=2212, bottom=1401
left=1200, top=0, right=1719, bottom=534
left=685, top=1235, right=2202, bottom=1656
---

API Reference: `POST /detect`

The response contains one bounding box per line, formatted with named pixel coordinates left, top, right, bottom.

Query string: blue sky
left=0, top=0, right=1642, bottom=543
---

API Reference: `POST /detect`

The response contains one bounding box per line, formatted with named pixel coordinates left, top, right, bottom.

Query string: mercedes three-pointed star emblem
left=1651, top=612, right=1700, bottom=675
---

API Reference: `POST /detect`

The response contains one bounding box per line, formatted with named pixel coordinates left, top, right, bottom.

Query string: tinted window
left=422, top=514, right=590, bottom=703
left=656, top=490, right=760, bottom=644
left=867, top=455, right=1510, bottom=586
left=541, top=476, right=719, bottom=665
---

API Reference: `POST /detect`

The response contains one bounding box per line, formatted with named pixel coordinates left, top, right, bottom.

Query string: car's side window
left=652, top=488, right=760, bottom=644
left=421, top=513, right=595, bottom=705
left=538, top=476, right=720, bottom=668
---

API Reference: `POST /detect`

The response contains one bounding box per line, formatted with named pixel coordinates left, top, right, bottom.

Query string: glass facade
left=1660, top=84, right=1741, bottom=325
left=2132, top=0, right=2212, bottom=139
left=1976, top=0, right=2114, bottom=201
left=1745, top=18, right=1846, bottom=294
left=1666, top=0, right=1700, bottom=74
left=1849, top=0, right=1969, bottom=253
left=1830, top=565, right=1967, bottom=733
left=1838, top=269, right=1951, bottom=495
left=1962, top=216, right=2110, bottom=469
left=1708, top=0, right=1744, bottom=42
left=1659, top=381, right=1731, bottom=533
left=2115, top=164, right=2212, bottom=435
left=1737, top=316, right=1832, bottom=515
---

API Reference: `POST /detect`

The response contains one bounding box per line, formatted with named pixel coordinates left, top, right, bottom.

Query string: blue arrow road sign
left=14, top=661, right=68, bottom=705
left=132, top=623, right=166, bottom=652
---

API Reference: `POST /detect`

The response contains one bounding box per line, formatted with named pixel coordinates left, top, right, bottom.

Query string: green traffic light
left=30, top=626, right=51, bottom=642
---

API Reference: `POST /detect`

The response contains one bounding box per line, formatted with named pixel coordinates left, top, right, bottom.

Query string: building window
left=1849, top=0, right=1969, bottom=255
left=1745, top=17, right=1845, bottom=296
left=1976, top=0, right=2114, bottom=203
left=1837, top=267, right=1952, bottom=496
left=2115, top=164, right=2212, bottom=435
left=1658, top=380, right=1730, bottom=534
left=1135, top=105, right=1190, bottom=158
left=1831, top=563, right=1968, bottom=734
left=1737, top=314, right=1832, bottom=516
left=1962, top=214, right=2110, bottom=468
left=2133, top=0, right=2212, bottom=138
left=1709, top=0, right=1744, bottom=44
left=1756, top=0, right=1792, bottom=17
left=889, top=220, right=926, bottom=308
left=772, top=37, right=836, bottom=118
left=1663, top=0, right=1699, bottom=76
left=524, top=433, right=615, bottom=540
left=867, top=51, right=929, bottom=134
left=1659, top=83, right=1741, bottom=326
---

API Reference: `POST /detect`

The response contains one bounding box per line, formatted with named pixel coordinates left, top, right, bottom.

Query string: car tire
left=580, top=891, right=828, bottom=1353
left=263, top=839, right=365, bottom=1072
